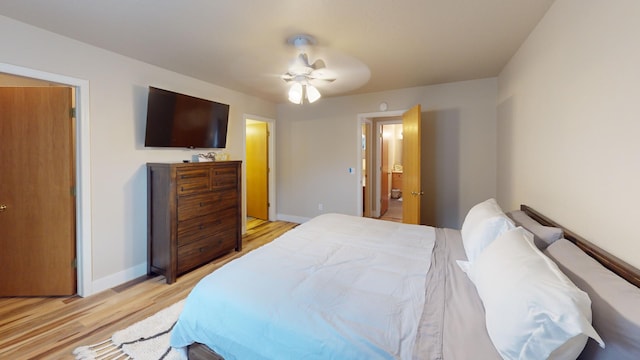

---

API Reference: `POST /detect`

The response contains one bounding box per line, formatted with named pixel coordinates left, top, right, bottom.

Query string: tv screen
left=144, top=87, right=229, bottom=149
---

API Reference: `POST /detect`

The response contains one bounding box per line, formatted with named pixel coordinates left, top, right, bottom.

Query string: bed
left=170, top=202, right=640, bottom=359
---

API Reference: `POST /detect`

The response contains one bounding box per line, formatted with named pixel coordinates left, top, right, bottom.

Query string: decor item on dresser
left=191, top=150, right=231, bottom=163
left=147, top=161, right=242, bottom=284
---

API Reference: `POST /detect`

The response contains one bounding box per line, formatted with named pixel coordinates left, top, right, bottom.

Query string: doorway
left=358, top=105, right=423, bottom=224
left=0, top=67, right=92, bottom=296
left=246, top=119, right=269, bottom=220
left=0, top=64, right=92, bottom=297
left=358, top=110, right=404, bottom=219
left=244, top=115, right=276, bottom=227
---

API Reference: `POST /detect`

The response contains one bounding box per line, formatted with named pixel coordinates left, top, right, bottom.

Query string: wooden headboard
left=521, top=205, right=640, bottom=288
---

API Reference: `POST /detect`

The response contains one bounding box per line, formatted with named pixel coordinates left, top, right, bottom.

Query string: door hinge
left=72, top=258, right=77, bottom=268
left=71, top=186, right=76, bottom=197
left=70, top=107, right=76, bottom=118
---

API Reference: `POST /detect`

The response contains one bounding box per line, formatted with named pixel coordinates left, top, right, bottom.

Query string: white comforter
left=170, top=213, right=436, bottom=359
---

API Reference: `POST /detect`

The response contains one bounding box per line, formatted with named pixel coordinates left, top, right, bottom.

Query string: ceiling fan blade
left=287, top=53, right=314, bottom=75
left=311, top=77, right=336, bottom=83
left=298, top=53, right=311, bottom=67
left=283, top=46, right=337, bottom=85
left=281, top=73, right=295, bottom=82
left=310, top=59, right=326, bottom=70
left=309, top=68, right=336, bottom=81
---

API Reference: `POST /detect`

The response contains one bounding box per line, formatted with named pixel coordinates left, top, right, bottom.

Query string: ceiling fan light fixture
left=306, top=84, right=321, bottom=103
left=284, top=34, right=333, bottom=104
left=288, top=82, right=303, bottom=104
left=287, top=82, right=322, bottom=104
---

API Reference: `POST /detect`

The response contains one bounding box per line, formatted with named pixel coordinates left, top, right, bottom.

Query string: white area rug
left=73, top=300, right=187, bottom=360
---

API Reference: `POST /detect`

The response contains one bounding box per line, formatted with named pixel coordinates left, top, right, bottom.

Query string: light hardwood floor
left=0, top=219, right=298, bottom=359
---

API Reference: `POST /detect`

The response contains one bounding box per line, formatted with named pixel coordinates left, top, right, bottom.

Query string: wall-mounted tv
left=144, top=86, right=230, bottom=149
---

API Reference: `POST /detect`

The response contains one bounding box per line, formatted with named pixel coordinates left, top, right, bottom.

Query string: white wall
left=0, top=12, right=506, bottom=292
left=0, top=15, right=276, bottom=295
left=277, top=78, right=497, bottom=228
left=497, top=0, right=640, bottom=268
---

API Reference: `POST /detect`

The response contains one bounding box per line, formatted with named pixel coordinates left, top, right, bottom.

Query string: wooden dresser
left=147, top=161, right=242, bottom=284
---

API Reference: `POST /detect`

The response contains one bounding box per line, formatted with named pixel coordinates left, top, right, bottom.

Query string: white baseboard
left=86, top=215, right=310, bottom=297
left=89, top=262, right=148, bottom=296
left=276, top=213, right=310, bottom=224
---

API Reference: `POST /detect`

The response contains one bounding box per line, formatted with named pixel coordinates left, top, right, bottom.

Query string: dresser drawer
left=177, top=228, right=237, bottom=274
left=177, top=207, right=237, bottom=246
left=177, top=191, right=237, bottom=221
left=211, top=166, right=238, bottom=190
left=176, top=168, right=210, bottom=195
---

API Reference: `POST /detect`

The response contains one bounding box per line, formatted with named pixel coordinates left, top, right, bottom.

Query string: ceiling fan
left=282, top=34, right=336, bottom=104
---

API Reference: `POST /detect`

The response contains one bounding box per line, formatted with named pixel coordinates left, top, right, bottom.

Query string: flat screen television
left=144, top=86, right=230, bottom=149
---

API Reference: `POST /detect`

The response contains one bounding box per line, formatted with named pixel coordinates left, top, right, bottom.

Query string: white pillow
left=461, top=198, right=504, bottom=238
left=465, top=227, right=604, bottom=360
left=460, top=198, right=514, bottom=263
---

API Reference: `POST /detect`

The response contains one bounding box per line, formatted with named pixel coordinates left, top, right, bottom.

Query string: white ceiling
left=0, top=0, right=555, bottom=103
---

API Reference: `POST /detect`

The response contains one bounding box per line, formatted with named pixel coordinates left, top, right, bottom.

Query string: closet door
left=246, top=121, right=269, bottom=220
left=0, top=87, right=76, bottom=296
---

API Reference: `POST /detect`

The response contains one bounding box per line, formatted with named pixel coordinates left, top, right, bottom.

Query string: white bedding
left=170, top=213, right=436, bottom=359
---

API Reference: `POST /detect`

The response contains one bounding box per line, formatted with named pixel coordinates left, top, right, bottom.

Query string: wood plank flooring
left=0, top=219, right=298, bottom=360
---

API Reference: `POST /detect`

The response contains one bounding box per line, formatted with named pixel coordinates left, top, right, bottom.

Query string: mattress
left=170, top=214, right=501, bottom=359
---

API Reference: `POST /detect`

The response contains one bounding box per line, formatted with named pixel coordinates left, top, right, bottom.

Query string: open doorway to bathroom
left=359, top=110, right=404, bottom=223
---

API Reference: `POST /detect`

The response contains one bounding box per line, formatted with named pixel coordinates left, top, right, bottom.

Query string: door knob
left=0, top=204, right=7, bottom=212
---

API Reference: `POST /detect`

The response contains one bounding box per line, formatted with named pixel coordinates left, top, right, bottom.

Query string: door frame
left=1, top=63, right=93, bottom=297
left=242, top=114, right=276, bottom=231
left=357, top=110, right=405, bottom=217
left=361, top=119, right=372, bottom=217
left=377, top=120, right=403, bottom=217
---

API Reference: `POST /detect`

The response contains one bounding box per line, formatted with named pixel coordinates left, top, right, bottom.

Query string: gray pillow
left=507, top=210, right=563, bottom=249
left=544, top=239, right=640, bottom=359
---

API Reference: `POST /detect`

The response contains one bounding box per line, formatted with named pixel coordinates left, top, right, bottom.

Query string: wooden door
left=246, top=121, right=269, bottom=220
left=0, top=87, right=76, bottom=296
left=402, top=105, right=422, bottom=224
left=380, top=126, right=390, bottom=217
left=362, top=122, right=372, bottom=217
